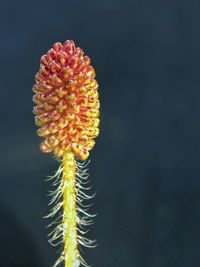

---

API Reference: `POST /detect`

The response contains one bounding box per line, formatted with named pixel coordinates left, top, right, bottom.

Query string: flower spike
left=33, top=40, right=100, bottom=267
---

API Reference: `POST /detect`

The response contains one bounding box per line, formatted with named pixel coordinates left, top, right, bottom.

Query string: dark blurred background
left=1, top=0, right=200, bottom=267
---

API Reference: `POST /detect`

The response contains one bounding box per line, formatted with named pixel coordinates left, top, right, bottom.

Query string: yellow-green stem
left=62, top=151, right=79, bottom=267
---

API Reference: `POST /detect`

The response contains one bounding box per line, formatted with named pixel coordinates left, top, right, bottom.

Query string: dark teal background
left=1, top=0, right=200, bottom=266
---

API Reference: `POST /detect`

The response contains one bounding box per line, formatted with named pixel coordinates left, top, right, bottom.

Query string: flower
left=33, top=40, right=100, bottom=160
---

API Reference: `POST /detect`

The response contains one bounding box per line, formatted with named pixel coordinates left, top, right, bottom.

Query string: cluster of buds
left=33, top=40, right=100, bottom=160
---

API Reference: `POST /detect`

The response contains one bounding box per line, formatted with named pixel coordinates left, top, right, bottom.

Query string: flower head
left=33, top=40, right=100, bottom=160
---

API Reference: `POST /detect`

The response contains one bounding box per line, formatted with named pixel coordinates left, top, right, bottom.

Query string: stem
left=62, top=151, right=79, bottom=267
